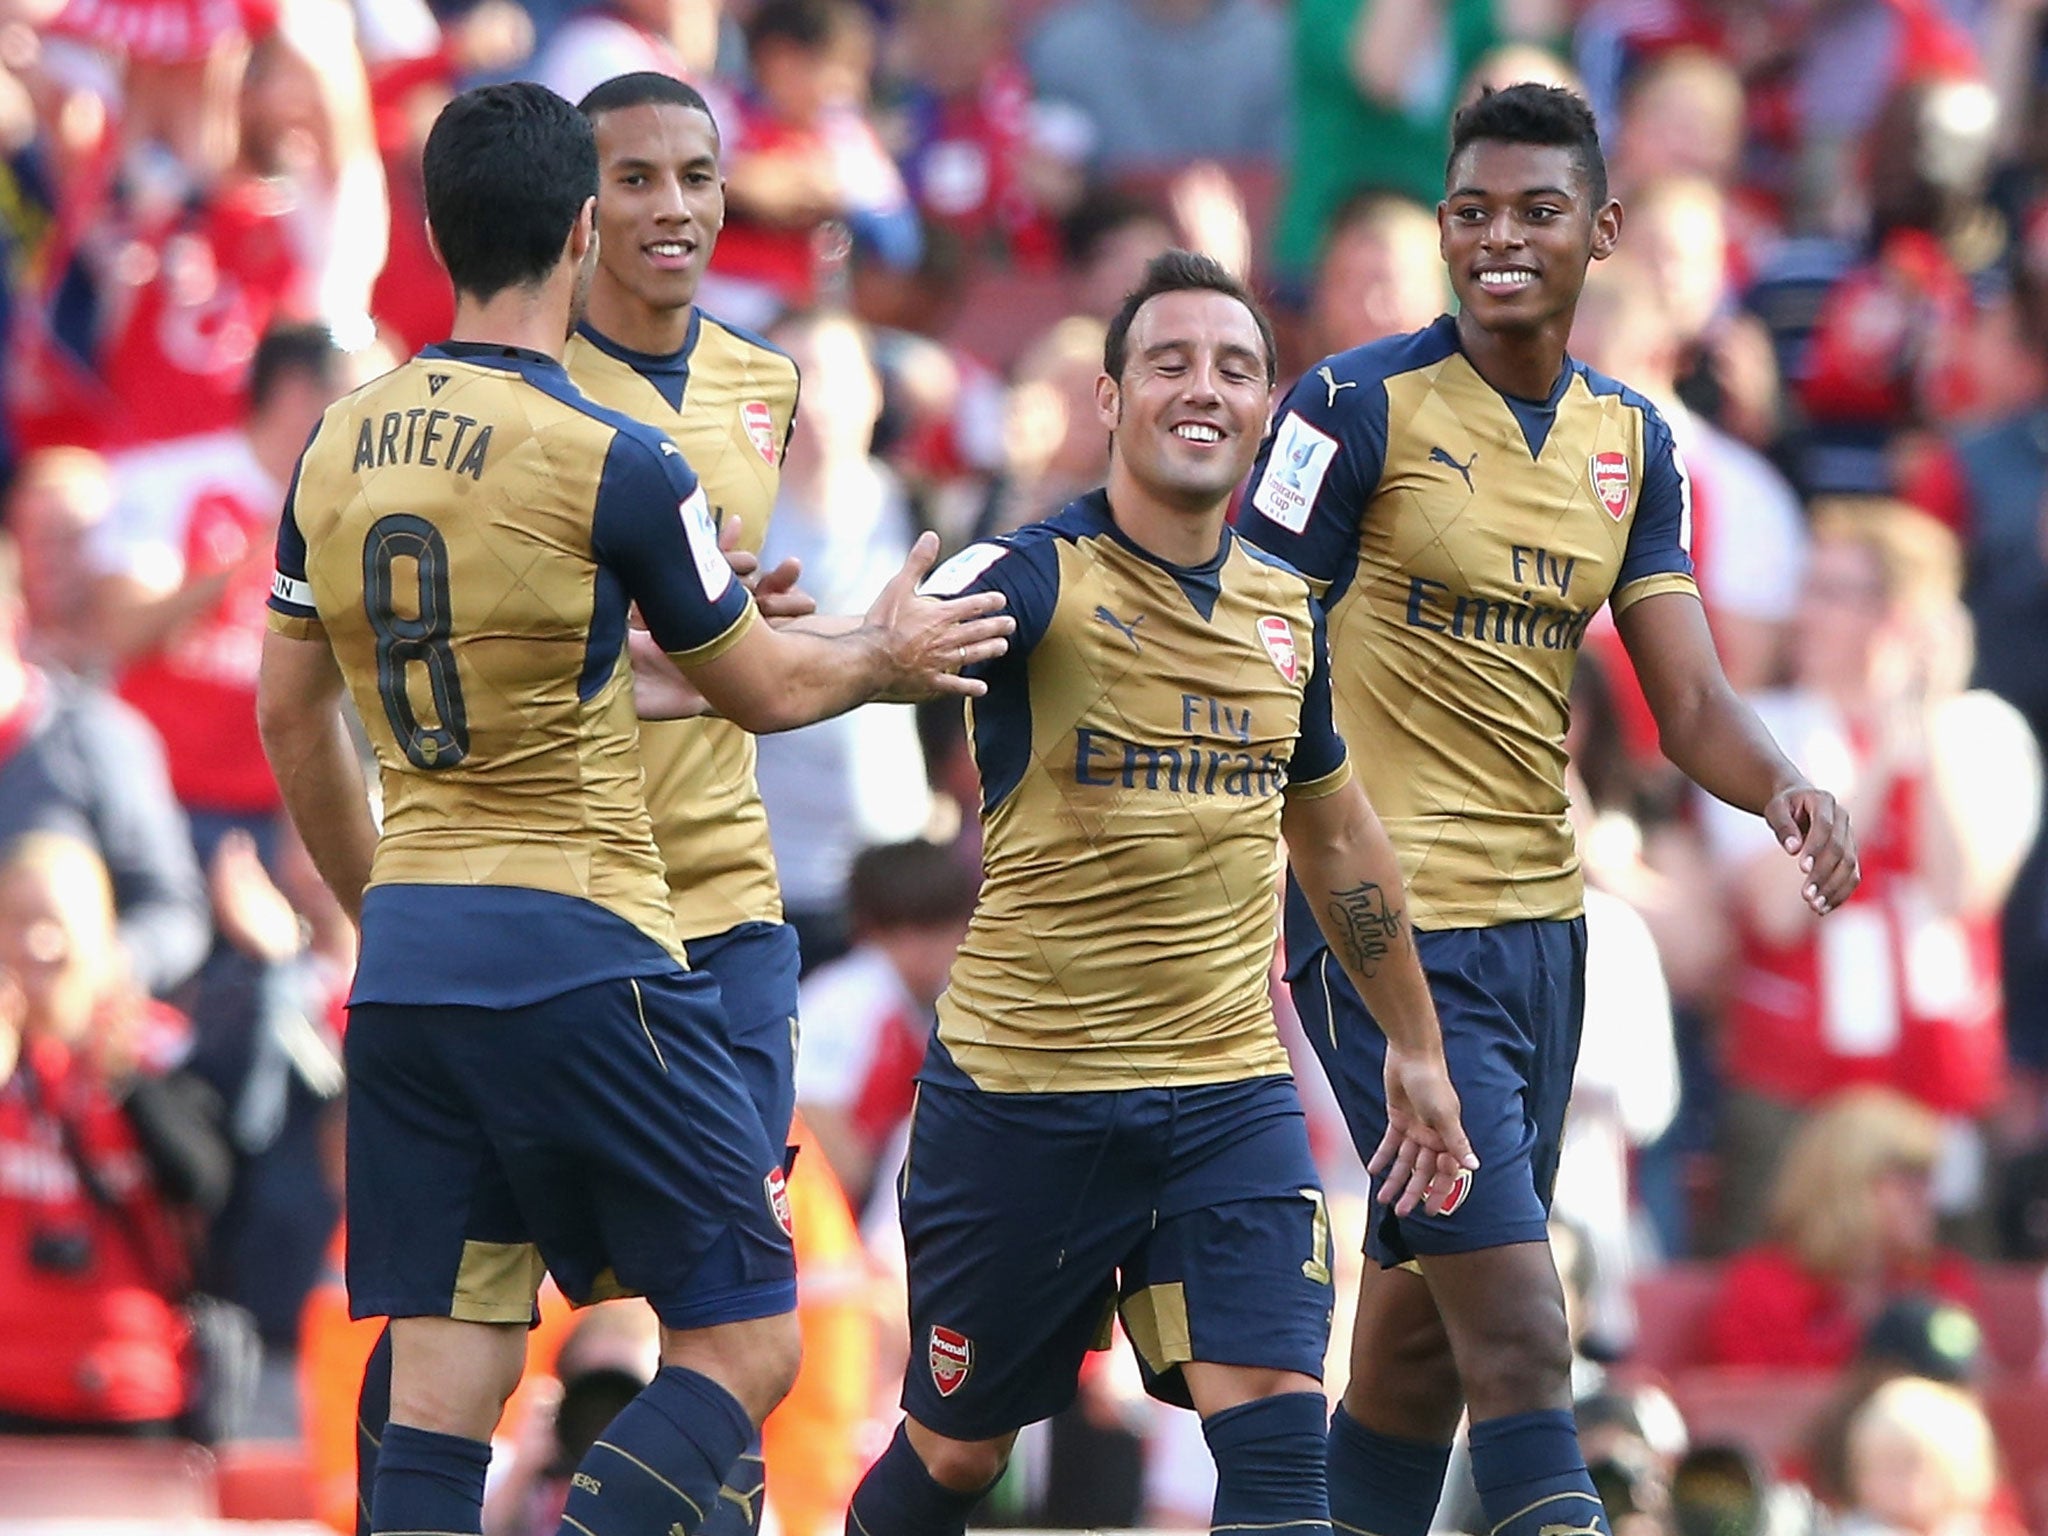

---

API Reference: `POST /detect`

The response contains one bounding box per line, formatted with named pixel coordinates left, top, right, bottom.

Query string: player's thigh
left=1123, top=1075, right=1334, bottom=1408
left=686, top=920, right=802, bottom=1150
left=897, top=1078, right=1153, bottom=1443
left=343, top=1000, right=545, bottom=1327
left=440, top=971, right=798, bottom=1335
left=1302, top=925, right=1579, bottom=1268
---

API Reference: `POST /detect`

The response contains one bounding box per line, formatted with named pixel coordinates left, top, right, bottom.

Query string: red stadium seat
left=0, top=1436, right=219, bottom=1518
left=1973, top=1264, right=2046, bottom=1379
left=1663, top=1368, right=1837, bottom=1472
left=216, top=1440, right=317, bottom=1520
left=1627, top=1261, right=1724, bottom=1376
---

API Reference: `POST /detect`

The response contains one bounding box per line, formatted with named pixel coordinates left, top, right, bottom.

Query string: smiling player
left=1241, top=84, right=1861, bottom=1536
left=843, top=250, right=1474, bottom=1536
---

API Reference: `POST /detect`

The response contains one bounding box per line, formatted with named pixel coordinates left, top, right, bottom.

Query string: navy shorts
left=898, top=1056, right=1334, bottom=1441
left=1287, top=904, right=1587, bottom=1269
left=687, top=921, right=801, bottom=1150
left=345, top=969, right=798, bottom=1332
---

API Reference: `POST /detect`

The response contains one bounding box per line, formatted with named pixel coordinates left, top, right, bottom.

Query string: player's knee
left=661, top=1310, right=802, bottom=1426
left=905, top=1419, right=1012, bottom=1494
left=1449, top=1290, right=1573, bottom=1412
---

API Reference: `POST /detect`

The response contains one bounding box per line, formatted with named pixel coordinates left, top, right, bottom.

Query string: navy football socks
left=356, top=1326, right=394, bottom=1536
left=844, top=1422, right=994, bottom=1536
left=1326, top=1402, right=1452, bottom=1536
left=696, top=1439, right=768, bottom=1536
left=555, top=1365, right=754, bottom=1536
left=368, top=1423, right=490, bottom=1536
left=1203, top=1391, right=1333, bottom=1536
left=1468, top=1409, right=1611, bottom=1536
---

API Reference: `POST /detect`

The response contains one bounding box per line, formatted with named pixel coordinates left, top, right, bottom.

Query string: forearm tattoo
left=1328, top=880, right=1405, bottom=979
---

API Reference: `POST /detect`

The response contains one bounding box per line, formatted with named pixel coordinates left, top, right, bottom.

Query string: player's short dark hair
left=577, top=71, right=717, bottom=129
left=747, top=0, right=856, bottom=53
left=847, top=840, right=979, bottom=934
left=1103, top=249, right=1276, bottom=385
left=1448, top=82, right=1608, bottom=207
left=423, top=83, right=597, bottom=303
left=249, top=323, right=342, bottom=412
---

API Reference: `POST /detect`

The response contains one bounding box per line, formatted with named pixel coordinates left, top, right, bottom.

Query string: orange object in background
left=298, top=1225, right=574, bottom=1534
left=764, top=1114, right=881, bottom=1536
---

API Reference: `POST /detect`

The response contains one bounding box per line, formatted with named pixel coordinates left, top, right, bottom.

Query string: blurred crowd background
left=8, top=0, right=2048, bottom=1533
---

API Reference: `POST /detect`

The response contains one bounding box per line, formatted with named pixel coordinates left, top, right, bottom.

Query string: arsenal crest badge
left=1257, top=615, right=1299, bottom=682
left=929, top=1326, right=973, bottom=1397
left=741, top=401, right=778, bottom=466
left=764, top=1168, right=793, bottom=1238
left=1589, top=451, right=1630, bottom=520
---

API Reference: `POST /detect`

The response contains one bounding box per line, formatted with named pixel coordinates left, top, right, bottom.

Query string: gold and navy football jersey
left=564, top=313, right=799, bottom=939
left=920, top=491, right=1351, bottom=1094
left=266, top=341, right=756, bottom=1007
left=1241, top=315, right=1697, bottom=929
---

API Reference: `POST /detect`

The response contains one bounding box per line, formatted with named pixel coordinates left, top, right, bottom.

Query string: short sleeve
left=923, top=531, right=1062, bottom=814
left=916, top=535, right=1060, bottom=663
left=1611, top=406, right=1699, bottom=614
left=265, top=452, right=322, bottom=639
left=591, top=430, right=757, bottom=665
left=1239, top=360, right=1387, bottom=595
left=1284, top=597, right=1350, bottom=799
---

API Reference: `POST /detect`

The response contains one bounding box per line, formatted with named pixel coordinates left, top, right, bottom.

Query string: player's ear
left=568, top=196, right=598, bottom=264
left=1094, top=370, right=1122, bottom=431
left=424, top=218, right=445, bottom=276
left=1590, top=198, right=1623, bottom=263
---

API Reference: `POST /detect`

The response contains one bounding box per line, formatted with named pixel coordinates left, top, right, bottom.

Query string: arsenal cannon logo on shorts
left=928, top=1326, right=973, bottom=1396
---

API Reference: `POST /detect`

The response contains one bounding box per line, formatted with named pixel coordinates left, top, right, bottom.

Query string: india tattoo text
left=1328, top=880, right=1405, bottom=979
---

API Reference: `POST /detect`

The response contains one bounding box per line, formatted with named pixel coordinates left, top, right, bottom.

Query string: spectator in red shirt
left=794, top=839, right=976, bottom=1213
left=0, top=831, right=231, bottom=1434
left=1701, top=500, right=2040, bottom=1250
left=90, top=322, right=344, bottom=863
left=707, top=0, right=921, bottom=329
left=1703, top=1086, right=1980, bottom=1372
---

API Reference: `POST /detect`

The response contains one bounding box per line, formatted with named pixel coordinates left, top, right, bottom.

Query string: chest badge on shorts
left=1589, top=452, right=1630, bottom=520
left=929, top=1326, right=974, bottom=1396
left=1257, top=615, right=1299, bottom=683
left=764, top=1168, right=794, bottom=1238
left=741, top=401, right=779, bottom=466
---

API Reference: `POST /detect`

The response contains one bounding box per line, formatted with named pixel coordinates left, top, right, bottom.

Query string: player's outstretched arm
left=256, top=629, right=378, bottom=925
left=1618, top=589, right=1862, bottom=916
left=1281, top=779, right=1478, bottom=1216
left=679, top=532, right=1013, bottom=734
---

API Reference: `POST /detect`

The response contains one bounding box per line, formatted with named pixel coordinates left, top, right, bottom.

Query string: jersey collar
left=1073, top=488, right=1230, bottom=621
left=420, top=340, right=568, bottom=375
left=572, top=311, right=701, bottom=412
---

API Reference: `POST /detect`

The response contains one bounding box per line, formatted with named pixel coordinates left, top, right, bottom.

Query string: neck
left=451, top=283, right=573, bottom=366
left=1103, top=463, right=1227, bottom=568
left=244, top=418, right=303, bottom=489
left=583, top=282, right=695, bottom=357
left=1456, top=308, right=1571, bottom=402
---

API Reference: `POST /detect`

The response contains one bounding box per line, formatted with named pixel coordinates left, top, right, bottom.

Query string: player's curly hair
left=1449, top=82, right=1608, bottom=207
left=1103, top=250, right=1276, bottom=386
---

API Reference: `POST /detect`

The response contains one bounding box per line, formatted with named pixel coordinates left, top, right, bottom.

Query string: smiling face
left=589, top=100, right=724, bottom=331
left=1099, top=287, right=1271, bottom=511
left=1440, top=139, right=1619, bottom=339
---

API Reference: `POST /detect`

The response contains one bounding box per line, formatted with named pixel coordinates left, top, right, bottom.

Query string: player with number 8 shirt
left=255, top=81, right=1011, bottom=1536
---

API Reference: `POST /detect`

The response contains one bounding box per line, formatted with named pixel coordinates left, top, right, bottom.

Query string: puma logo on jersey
left=1093, top=606, right=1144, bottom=652
left=1429, top=445, right=1478, bottom=493
left=1316, top=365, right=1356, bottom=409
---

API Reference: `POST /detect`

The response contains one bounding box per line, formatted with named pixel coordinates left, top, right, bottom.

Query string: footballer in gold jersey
left=566, top=73, right=806, bottom=1159
left=846, top=253, right=1474, bottom=1536
left=1242, top=84, right=1859, bottom=1536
